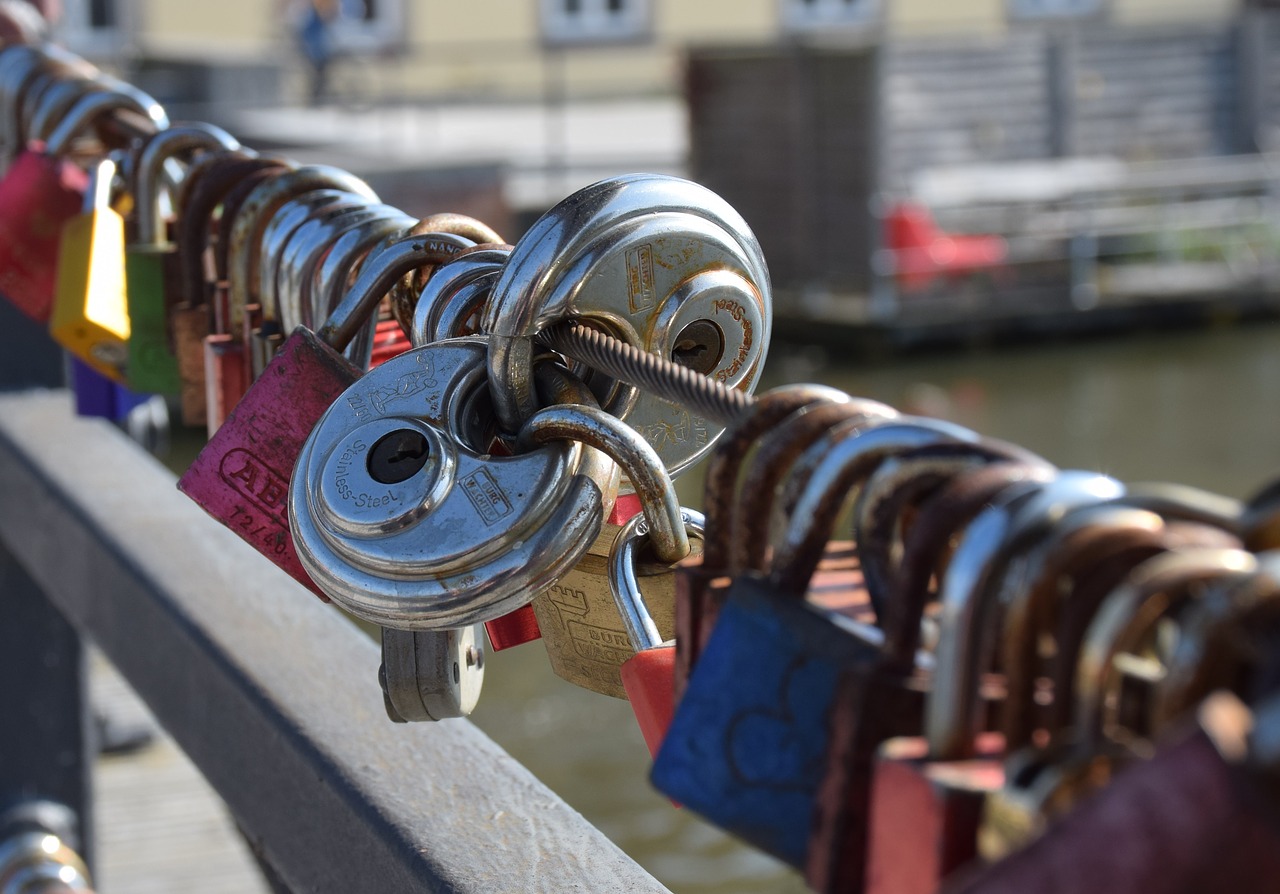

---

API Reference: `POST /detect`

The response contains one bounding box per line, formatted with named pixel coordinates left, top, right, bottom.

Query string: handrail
left=0, top=389, right=668, bottom=893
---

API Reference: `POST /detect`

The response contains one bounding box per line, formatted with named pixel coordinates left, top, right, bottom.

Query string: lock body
left=0, top=147, right=86, bottom=321
left=124, top=246, right=182, bottom=393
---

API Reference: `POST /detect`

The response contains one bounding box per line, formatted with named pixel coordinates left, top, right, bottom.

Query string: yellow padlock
left=49, top=154, right=131, bottom=381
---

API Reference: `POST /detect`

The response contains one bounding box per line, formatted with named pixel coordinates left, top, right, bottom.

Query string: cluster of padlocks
left=4, top=32, right=1280, bottom=894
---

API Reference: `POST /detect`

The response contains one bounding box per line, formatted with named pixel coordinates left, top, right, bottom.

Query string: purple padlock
left=70, top=356, right=151, bottom=420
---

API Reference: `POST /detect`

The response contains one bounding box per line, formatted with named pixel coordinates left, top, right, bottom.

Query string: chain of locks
left=3, top=30, right=1280, bottom=894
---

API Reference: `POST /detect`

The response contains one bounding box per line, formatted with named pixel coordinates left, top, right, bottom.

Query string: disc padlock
left=290, top=339, right=620, bottom=629
left=390, top=212, right=503, bottom=334
left=125, top=122, right=241, bottom=394
left=178, top=232, right=472, bottom=597
left=482, top=173, right=773, bottom=479
left=518, top=401, right=697, bottom=698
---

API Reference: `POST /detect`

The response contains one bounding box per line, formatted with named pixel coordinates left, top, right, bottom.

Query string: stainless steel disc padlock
left=482, top=173, right=773, bottom=479
left=289, top=337, right=620, bottom=629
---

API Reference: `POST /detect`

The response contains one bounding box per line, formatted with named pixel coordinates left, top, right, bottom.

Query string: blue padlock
left=652, top=417, right=998, bottom=866
left=70, top=355, right=152, bottom=420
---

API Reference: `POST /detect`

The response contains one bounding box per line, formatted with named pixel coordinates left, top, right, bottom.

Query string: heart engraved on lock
left=290, top=337, right=619, bottom=630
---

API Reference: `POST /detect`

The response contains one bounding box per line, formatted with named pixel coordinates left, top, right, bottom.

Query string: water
left=468, top=320, right=1280, bottom=893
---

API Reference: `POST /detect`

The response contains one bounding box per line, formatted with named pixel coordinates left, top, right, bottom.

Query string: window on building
left=1007, top=0, right=1105, bottom=21
left=782, top=0, right=881, bottom=33
left=55, top=0, right=126, bottom=58
left=331, top=0, right=407, bottom=53
left=540, top=0, right=651, bottom=46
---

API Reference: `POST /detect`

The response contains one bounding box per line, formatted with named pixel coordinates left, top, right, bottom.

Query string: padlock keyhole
left=368, top=429, right=431, bottom=484
left=670, top=319, right=725, bottom=376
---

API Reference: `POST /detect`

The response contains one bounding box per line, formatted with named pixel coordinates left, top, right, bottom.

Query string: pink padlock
left=178, top=232, right=470, bottom=598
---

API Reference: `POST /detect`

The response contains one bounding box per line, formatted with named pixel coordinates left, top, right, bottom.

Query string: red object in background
left=883, top=202, right=1007, bottom=291
left=484, top=493, right=645, bottom=651
left=369, top=317, right=411, bottom=368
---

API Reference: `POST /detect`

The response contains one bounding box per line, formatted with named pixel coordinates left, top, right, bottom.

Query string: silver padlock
left=380, top=624, right=485, bottom=722
left=482, top=173, right=772, bottom=480
left=289, top=337, right=619, bottom=629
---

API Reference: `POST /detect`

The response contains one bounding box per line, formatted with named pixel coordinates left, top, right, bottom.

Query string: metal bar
left=0, top=542, right=93, bottom=873
left=0, top=390, right=669, bottom=894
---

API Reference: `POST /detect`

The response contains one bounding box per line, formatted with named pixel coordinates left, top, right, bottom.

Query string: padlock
left=178, top=232, right=475, bottom=598
left=379, top=624, right=485, bottom=722
left=856, top=473, right=1127, bottom=894
left=390, top=212, right=503, bottom=335
left=517, top=401, right=695, bottom=697
left=609, top=505, right=706, bottom=756
left=805, top=459, right=1057, bottom=894
left=0, top=43, right=96, bottom=161
left=24, top=69, right=103, bottom=148
left=926, top=472, right=1127, bottom=761
left=201, top=159, right=298, bottom=432
left=975, top=504, right=1212, bottom=862
left=124, top=123, right=241, bottom=394
left=673, top=384, right=852, bottom=699
left=654, top=419, right=993, bottom=866
left=48, top=153, right=131, bottom=380
left=171, top=153, right=283, bottom=426
left=946, top=692, right=1280, bottom=894
left=69, top=355, right=151, bottom=421
left=483, top=173, right=772, bottom=479
left=979, top=546, right=1258, bottom=862
left=289, top=340, right=621, bottom=627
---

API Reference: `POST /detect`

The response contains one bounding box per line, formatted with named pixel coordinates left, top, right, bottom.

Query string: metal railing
left=0, top=388, right=669, bottom=893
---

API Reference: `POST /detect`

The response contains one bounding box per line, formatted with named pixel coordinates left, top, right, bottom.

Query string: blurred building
left=52, top=0, right=1243, bottom=103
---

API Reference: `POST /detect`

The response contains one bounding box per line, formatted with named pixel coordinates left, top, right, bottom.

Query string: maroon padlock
left=0, top=140, right=87, bottom=320
left=944, top=692, right=1280, bottom=894
left=178, top=232, right=470, bottom=597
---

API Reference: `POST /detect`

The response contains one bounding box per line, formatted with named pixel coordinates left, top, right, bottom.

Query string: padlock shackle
left=281, top=204, right=411, bottom=335
left=1074, top=547, right=1256, bottom=748
left=518, top=401, right=689, bottom=564
left=45, top=85, right=168, bottom=156
left=771, top=418, right=981, bottom=597
left=310, top=211, right=415, bottom=360
left=175, top=155, right=284, bottom=312
left=701, top=385, right=849, bottom=575
left=734, top=398, right=898, bottom=575
left=1098, top=482, right=1244, bottom=536
left=611, top=508, right=706, bottom=652
left=997, top=503, right=1166, bottom=751
left=226, top=164, right=378, bottom=332
left=315, top=231, right=473, bottom=352
left=411, top=247, right=510, bottom=346
left=853, top=438, right=1053, bottom=616
left=885, top=462, right=1055, bottom=670
left=927, top=471, right=1124, bottom=761
left=258, top=189, right=367, bottom=323
left=28, top=73, right=101, bottom=144
left=135, top=123, right=240, bottom=248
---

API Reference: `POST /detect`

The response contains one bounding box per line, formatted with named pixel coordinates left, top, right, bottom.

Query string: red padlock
left=178, top=232, right=471, bottom=597
left=608, top=505, right=704, bottom=756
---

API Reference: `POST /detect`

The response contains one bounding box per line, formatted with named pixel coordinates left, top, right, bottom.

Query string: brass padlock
left=519, top=401, right=703, bottom=699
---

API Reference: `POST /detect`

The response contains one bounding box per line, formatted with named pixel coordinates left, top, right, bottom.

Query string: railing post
left=0, top=540, right=94, bottom=874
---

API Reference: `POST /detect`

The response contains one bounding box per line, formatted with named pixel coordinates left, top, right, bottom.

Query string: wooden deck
left=90, top=650, right=270, bottom=894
